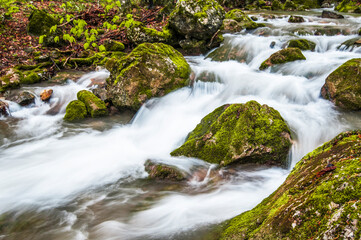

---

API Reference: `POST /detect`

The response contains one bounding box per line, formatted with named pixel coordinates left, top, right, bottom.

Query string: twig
left=208, top=29, right=220, bottom=48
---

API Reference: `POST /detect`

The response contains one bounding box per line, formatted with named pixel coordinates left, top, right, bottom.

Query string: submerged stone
left=321, top=58, right=361, bottom=110
left=220, top=130, right=361, bottom=239
left=259, top=48, right=306, bottom=70
left=77, top=90, right=108, bottom=118
left=287, top=39, right=316, bottom=51
left=171, top=101, right=292, bottom=166
left=106, top=43, right=191, bottom=112
left=63, top=100, right=88, bottom=122
left=0, top=100, right=10, bottom=117
left=144, top=160, right=187, bottom=181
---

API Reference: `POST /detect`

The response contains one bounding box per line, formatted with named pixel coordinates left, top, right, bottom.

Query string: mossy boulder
left=321, top=10, right=344, bottom=19
left=171, top=101, right=292, bottom=166
left=321, top=58, right=361, bottom=110
left=335, top=0, right=361, bottom=13
left=144, top=160, right=187, bottom=181
left=287, top=39, right=316, bottom=51
left=64, top=100, right=88, bottom=122
left=220, top=130, right=361, bottom=240
left=27, top=9, right=63, bottom=47
left=288, top=15, right=305, bottom=23
left=221, top=9, right=265, bottom=33
left=13, top=91, right=35, bottom=106
left=127, top=21, right=172, bottom=45
left=77, top=90, right=108, bottom=118
left=103, top=39, right=125, bottom=52
left=168, top=0, right=225, bottom=41
left=106, top=43, right=191, bottom=112
left=259, top=48, right=306, bottom=70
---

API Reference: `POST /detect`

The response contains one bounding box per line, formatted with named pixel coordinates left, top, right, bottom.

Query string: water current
left=1, top=9, right=361, bottom=240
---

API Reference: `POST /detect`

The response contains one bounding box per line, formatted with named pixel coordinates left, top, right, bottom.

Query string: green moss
left=271, top=0, right=284, bottom=10
left=287, top=39, right=316, bottom=51
left=64, top=100, right=87, bottom=122
left=27, top=9, right=58, bottom=36
left=171, top=101, right=292, bottom=166
left=283, top=0, right=298, bottom=10
left=292, top=0, right=319, bottom=8
left=321, top=58, right=361, bottom=110
left=127, top=21, right=172, bottom=45
left=77, top=90, right=108, bottom=118
left=21, top=72, right=42, bottom=84
left=103, top=39, right=125, bottom=52
left=335, top=0, right=360, bottom=13
left=259, top=48, right=306, bottom=70
left=288, top=15, right=305, bottom=23
left=0, top=71, right=20, bottom=92
left=220, top=130, right=361, bottom=240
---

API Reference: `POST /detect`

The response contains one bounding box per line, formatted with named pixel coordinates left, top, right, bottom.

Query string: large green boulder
left=106, top=43, right=191, bottom=112
left=171, top=101, right=292, bottom=166
left=259, top=48, right=306, bottom=70
left=220, top=130, right=361, bottom=239
left=287, top=39, right=316, bottom=51
left=77, top=90, right=108, bottom=118
left=168, top=0, right=225, bottom=41
left=64, top=100, right=88, bottom=122
left=221, top=9, right=265, bottom=33
left=321, top=58, right=361, bottom=110
left=335, top=0, right=361, bottom=13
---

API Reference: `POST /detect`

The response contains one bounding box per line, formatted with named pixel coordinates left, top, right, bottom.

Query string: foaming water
left=1, top=10, right=361, bottom=240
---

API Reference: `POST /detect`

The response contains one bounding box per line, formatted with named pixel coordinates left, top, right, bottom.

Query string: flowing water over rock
left=1, top=10, right=361, bottom=240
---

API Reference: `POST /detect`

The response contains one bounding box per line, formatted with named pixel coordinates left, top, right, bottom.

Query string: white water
left=1, top=10, right=361, bottom=240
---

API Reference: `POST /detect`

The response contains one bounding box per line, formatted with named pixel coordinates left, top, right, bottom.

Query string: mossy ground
left=259, top=48, right=306, bottom=70
left=220, top=130, right=361, bottom=240
left=171, top=101, right=292, bottom=166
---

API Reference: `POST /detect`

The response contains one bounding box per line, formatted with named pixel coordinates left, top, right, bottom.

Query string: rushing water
left=1, top=9, right=361, bottom=240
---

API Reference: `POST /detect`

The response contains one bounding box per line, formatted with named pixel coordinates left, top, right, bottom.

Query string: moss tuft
left=287, top=39, right=316, bottom=51
left=77, top=90, right=108, bottom=118
left=64, top=100, right=87, bottom=122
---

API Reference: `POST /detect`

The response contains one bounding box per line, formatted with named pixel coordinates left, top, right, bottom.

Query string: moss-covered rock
left=288, top=15, right=305, bottom=23
left=283, top=0, right=298, bottom=10
left=77, top=90, right=108, bottom=118
left=144, top=160, right=187, bottom=181
left=321, top=10, right=344, bottom=19
left=271, top=0, right=284, bottom=10
left=287, top=39, right=316, bottom=51
left=338, top=37, right=361, bottom=51
left=103, top=39, right=125, bottom=52
left=221, top=9, right=265, bottom=33
left=321, top=58, right=361, bottom=110
left=335, top=0, right=361, bottom=13
left=106, top=43, right=191, bottom=112
left=292, top=0, right=319, bottom=9
left=27, top=9, right=63, bottom=47
left=21, top=72, right=42, bottom=84
left=0, top=69, right=20, bottom=92
left=168, top=0, right=225, bottom=41
left=171, top=101, right=292, bottom=166
left=220, top=130, right=361, bottom=240
left=127, top=21, right=172, bottom=45
left=64, top=100, right=88, bottom=122
left=259, top=48, right=306, bottom=70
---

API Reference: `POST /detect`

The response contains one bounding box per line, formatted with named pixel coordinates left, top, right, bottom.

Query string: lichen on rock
left=321, top=58, right=361, bottom=110
left=171, top=101, right=292, bottom=166
left=106, top=42, right=191, bottom=112
left=220, top=130, right=361, bottom=240
left=259, top=48, right=306, bottom=70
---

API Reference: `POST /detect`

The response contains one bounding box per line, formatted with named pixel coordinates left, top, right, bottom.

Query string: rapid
left=1, top=9, right=361, bottom=240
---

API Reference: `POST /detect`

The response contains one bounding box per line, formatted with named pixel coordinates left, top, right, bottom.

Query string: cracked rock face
left=168, top=0, right=225, bottom=40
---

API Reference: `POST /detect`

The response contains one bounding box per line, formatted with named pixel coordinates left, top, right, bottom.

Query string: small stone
left=14, top=91, right=35, bottom=106
left=40, top=89, right=53, bottom=101
left=0, top=100, right=10, bottom=116
left=288, top=16, right=305, bottom=23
